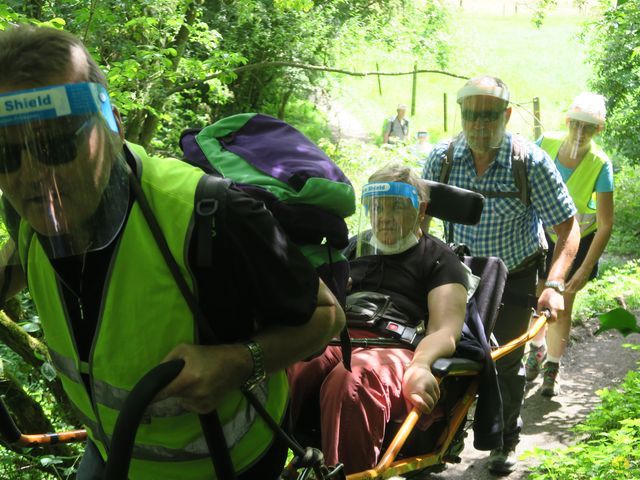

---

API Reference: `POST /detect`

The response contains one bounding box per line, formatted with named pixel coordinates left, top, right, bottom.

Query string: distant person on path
left=422, top=75, right=580, bottom=475
left=408, top=130, right=434, bottom=166
left=526, top=92, right=614, bottom=397
left=383, top=104, right=410, bottom=144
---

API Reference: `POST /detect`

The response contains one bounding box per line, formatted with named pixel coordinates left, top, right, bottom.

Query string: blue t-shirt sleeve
left=595, top=161, right=614, bottom=192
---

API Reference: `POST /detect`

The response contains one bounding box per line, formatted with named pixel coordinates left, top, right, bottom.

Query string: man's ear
left=113, top=107, right=125, bottom=141
left=504, top=106, right=512, bottom=124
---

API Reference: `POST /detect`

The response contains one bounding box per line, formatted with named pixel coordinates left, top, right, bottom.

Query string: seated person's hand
left=401, top=362, right=440, bottom=414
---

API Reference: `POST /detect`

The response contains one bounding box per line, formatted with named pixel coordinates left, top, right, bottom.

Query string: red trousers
left=288, top=339, right=414, bottom=474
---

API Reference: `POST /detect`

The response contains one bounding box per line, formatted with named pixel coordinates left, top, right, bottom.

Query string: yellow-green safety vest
left=18, top=143, right=288, bottom=479
left=540, top=132, right=609, bottom=241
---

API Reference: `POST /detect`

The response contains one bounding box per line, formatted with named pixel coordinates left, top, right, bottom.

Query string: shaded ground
left=415, top=316, right=640, bottom=480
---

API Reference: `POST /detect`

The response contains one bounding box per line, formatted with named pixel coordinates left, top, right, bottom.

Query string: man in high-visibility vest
left=0, top=25, right=345, bottom=480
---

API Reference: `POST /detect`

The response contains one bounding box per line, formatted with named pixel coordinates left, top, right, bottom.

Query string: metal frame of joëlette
left=345, top=311, right=549, bottom=480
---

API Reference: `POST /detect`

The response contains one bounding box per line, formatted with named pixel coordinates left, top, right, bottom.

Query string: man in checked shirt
left=422, top=75, right=579, bottom=475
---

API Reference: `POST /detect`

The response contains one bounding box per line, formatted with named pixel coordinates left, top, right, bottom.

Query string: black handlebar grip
left=104, top=359, right=185, bottom=480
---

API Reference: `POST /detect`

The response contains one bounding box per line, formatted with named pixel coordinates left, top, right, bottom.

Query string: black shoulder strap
left=194, top=175, right=232, bottom=268
left=439, top=140, right=455, bottom=184
left=510, top=135, right=530, bottom=206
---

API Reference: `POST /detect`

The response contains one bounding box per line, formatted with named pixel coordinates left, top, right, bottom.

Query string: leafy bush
left=528, top=363, right=640, bottom=480
left=584, top=0, right=640, bottom=165
left=607, top=163, right=640, bottom=256
left=573, top=260, right=640, bottom=321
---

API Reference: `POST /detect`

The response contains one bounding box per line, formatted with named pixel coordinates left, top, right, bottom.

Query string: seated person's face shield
left=456, top=84, right=510, bottom=153
left=565, top=109, right=603, bottom=160
left=356, top=181, right=424, bottom=257
left=0, top=82, right=129, bottom=260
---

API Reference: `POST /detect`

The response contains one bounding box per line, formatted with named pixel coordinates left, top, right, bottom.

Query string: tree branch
left=169, top=61, right=469, bottom=95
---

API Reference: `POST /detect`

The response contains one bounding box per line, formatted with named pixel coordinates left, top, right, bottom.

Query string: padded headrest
left=423, top=180, right=484, bottom=225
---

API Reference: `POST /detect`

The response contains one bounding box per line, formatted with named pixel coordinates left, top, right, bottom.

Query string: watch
left=544, top=280, right=565, bottom=294
left=241, top=340, right=267, bottom=392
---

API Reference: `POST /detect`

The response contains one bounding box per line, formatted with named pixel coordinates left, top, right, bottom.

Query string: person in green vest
left=525, top=92, right=614, bottom=397
left=0, top=25, right=345, bottom=480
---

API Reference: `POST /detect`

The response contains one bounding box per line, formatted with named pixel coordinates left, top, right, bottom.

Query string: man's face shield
left=457, top=84, right=510, bottom=153
left=356, top=182, right=423, bottom=257
left=565, top=109, right=602, bottom=160
left=0, top=82, right=128, bottom=260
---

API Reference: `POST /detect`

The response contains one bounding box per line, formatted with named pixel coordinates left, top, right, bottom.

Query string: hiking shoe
left=540, top=361, right=560, bottom=397
left=487, top=447, right=517, bottom=475
left=524, top=343, right=547, bottom=381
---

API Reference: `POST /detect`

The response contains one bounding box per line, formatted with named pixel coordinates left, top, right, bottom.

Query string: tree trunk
left=0, top=310, right=80, bottom=426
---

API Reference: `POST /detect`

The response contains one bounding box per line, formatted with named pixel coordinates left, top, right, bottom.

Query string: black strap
left=125, top=148, right=237, bottom=480
left=194, top=175, right=231, bottom=268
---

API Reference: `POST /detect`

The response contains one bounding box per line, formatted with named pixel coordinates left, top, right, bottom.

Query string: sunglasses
left=461, top=109, right=505, bottom=122
left=0, top=118, right=94, bottom=174
left=569, top=120, right=598, bottom=134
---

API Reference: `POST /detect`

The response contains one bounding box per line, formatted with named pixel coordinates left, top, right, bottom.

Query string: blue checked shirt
left=422, top=132, right=576, bottom=270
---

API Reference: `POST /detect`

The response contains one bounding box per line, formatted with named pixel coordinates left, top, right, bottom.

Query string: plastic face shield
left=566, top=110, right=602, bottom=160
left=457, top=84, right=510, bottom=153
left=0, top=82, right=129, bottom=259
left=356, top=182, right=422, bottom=257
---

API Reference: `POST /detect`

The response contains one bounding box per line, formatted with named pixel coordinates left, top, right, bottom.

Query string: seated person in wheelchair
left=288, top=163, right=470, bottom=474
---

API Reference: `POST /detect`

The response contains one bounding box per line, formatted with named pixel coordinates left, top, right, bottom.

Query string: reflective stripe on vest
left=540, top=133, right=608, bottom=241
left=21, top=144, right=288, bottom=479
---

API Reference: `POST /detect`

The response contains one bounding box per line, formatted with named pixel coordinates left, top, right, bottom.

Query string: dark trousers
left=492, top=265, right=538, bottom=449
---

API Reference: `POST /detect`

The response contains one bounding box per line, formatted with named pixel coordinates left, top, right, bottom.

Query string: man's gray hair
left=0, top=25, right=107, bottom=88
left=368, top=163, right=430, bottom=203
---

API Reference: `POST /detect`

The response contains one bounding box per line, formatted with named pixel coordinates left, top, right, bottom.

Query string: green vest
left=19, top=143, right=288, bottom=479
left=540, top=132, right=608, bottom=240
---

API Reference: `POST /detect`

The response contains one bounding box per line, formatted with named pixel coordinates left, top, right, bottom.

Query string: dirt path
left=421, top=316, right=640, bottom=480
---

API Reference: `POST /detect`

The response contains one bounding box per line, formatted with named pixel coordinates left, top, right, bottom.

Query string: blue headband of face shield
left=361, top=182, right=420, bottom=209
left=0, top=82, right=119, bottom=132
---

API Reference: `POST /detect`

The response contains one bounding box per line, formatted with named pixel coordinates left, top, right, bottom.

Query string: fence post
left=443, top=92, right=448, bottom=133
left=411, top=62, right=417, bottom=116
left=533, top=96, right=542, bottom=139
left=375, top=63, right=382, bottom=96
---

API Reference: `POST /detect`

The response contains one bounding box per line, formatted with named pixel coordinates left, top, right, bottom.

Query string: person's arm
left=566, top=191, right=614, bottom=293
left=538, top=215, right=579, bottom=320
left=402, top=282, right=467, bottom=414
left=156, top=279, right=345, bottom=414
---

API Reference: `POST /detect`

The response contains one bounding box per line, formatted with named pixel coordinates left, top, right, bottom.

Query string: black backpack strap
left=194, top=175, right=232, bottom=268
left=439, top=140, right=455, bottom=184
left=510, top=135, right=530, bottom=206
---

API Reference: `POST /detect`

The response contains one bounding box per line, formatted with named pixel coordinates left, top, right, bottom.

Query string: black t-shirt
left=349, top=234, right=469, bottom=324
left=52, top=183, right=319, bottom=362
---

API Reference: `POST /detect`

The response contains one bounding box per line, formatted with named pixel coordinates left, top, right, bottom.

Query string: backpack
left=439, top=133, right=530, bottom=243
left=179, top=113, right=356, bottom=305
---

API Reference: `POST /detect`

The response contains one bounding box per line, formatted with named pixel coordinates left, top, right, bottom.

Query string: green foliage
left=584, top=0, right=640, bottom=164
left=528, top=367, right=640, bottom=479
left=607, top=163, right=640, bottom=255
left=595, top=307, right=640, bottom=336
left=573, top=260, right=640, bottom=321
